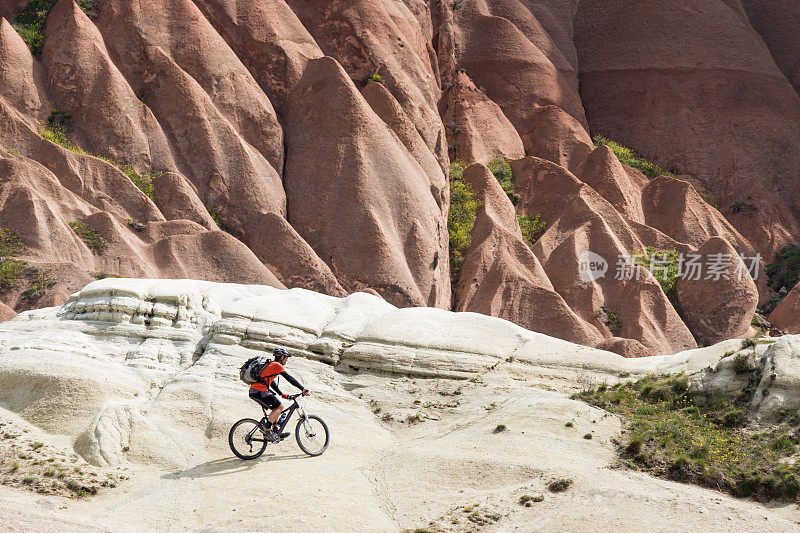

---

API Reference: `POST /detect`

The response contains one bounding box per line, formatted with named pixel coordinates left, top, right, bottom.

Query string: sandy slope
left=4, top=362, right=800, bottom=532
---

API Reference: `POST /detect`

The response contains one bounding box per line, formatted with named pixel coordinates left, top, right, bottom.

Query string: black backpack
left=239, top=356, right=271, bottom=385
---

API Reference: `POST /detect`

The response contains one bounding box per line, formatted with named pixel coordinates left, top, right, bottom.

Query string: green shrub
left=632, top=247, right=681, bottom=307
left=12, top=1, right=99, bottom=55
left=121, top=166, right=159, bottom=201
left=127, top=218, right=146, bottom=231
left=517, top=215, right=546, bottom=246
left=448, top=160, right=480, bottom=286
left=593, top=135, right=716, bottom=206
left=593, top=135, right=670, bottom=180
left=69, top=222, right=107, bottom=255
left=766, top=245, right=800, bottom=292
left=547, top=479, right=573, bottom=492
left=488, top=156, right=519, bottom=204
left=91, top=272, right=124, bottom=280
left=595, top=305, right=623, bottom=336
left=363, top=73, right=382, bottom=85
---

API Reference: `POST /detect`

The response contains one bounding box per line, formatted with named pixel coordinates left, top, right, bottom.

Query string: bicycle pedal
left=279, top=432, right=290, bottom=440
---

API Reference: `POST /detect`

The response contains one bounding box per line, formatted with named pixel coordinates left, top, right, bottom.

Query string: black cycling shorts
left=249, top=388, right=281, bottom=409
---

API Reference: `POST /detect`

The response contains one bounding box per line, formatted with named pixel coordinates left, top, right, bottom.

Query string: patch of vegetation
left=91, top=272, right=125, bottom=280
left=730, top=199, right=758, bottom=214
left=11, top=1, right=100, bottom=55
left=547, top=478, right=573, bottom=493
left=632, top=247, right=682, bottom=307
left=0, top=259, right=28, bottom=292
left=0, top=227, right=24, bottom=258
left=583, top=433, right=593, bottom=440
left=493, top=424, right=507, bottom=433
left=488, top=156, right=519, bottom=204
left=593, top=135, right=716, bottom=206
left=69, top=221, right=107, bottom=255
left=565, top=421, right=574, bottom=428
left=363, top=73, right=382, bottom=85
left=578, top=374, right=800, bottom=502
left=595, top=305, right=623, bottom=336
left=20, top=266, right=54, bottom=302
left=448, top=160, right=480, bottom=287
left=766, top=245, right=800, bottom=293
left=518, top=494, right=544, bottom=506
left=593, top=135, right=671, bottom=180
left=127, top=218, right=146, bottom=232
left=38, top=122, right=159, bottom=201
left=517, top=215, right=546, bottom=247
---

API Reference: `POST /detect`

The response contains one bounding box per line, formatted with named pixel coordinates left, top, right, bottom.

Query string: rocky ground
left=2, top=279, right=800, bottom=531
left=0, top=0, right=799, bottom=356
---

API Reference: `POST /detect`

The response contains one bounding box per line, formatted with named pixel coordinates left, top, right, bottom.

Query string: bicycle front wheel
left=295, top=415, right=330, bottom=456
left=229, top=418, right=268, bottom=460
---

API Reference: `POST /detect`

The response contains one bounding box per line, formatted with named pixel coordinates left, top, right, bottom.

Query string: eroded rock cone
left=0, top=300, right=16, bottom=322
left=456, top=163, right=601, bottom=346
left=441, top=71, right=524, bottom=165
left=575, top=145, right=647, bottom=223
left=676, top=237, right=758, bottom=345
left=768, top=281, right=800, bottom=334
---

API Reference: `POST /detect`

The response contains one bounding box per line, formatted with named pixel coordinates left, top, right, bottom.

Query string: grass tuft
left=593, top=135, right=716, bottom=206
left=69, top=222, right=107, bottom=255
left=38, top=122, right=158, bottom=200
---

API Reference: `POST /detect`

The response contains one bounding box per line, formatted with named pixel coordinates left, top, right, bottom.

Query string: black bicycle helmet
left=273, top=347, right=291, bottom=360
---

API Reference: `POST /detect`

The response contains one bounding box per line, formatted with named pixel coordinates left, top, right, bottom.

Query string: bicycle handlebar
left=286, top=392, right=309, bottom=400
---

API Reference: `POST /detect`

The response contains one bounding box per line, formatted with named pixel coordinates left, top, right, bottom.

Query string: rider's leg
left=267, top=403, right=284, bottom=424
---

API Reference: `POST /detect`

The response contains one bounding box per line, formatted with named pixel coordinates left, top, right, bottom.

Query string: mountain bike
left=229, top=393, right=330, bottom=459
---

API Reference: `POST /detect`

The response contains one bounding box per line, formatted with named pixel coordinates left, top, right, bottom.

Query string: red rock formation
left=2, top=0, right=799, bottom=356
left=284, top=57, right=449, bottom=308
left=0, top=300, right=16, bottom=322
left=575, top=0, right=800, bottom=256
left=95, top=0, right=283, bottom=174
left=43, top=0, right=174, bottom=172
left=676, top=237, right=759, bottom=345
left=440, top=71, right=524, bottom=165
left=575, top=145, right=647, bottom=223
left=151, top=173, right=216, bottom=231
left=285, top=0, right=446, bottom=165
left=456, top=163, right=601, bottom=345
left=0, top=18, right=47, bottom=122
left=518, top=106, right=592, bottom=173
left=769, top=282, right=800, bottom=334
left=512, top=157, right=696, bottom=355
left=741, top=0, right=800, bottom=96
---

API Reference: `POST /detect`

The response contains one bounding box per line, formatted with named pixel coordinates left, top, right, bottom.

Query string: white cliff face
left=0, top=278, right=757, bottom=469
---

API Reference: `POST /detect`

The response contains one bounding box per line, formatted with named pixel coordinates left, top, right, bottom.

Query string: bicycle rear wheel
left=229, top=418, right=268, bottom=460
left=295, top=415, right=330, bottom=456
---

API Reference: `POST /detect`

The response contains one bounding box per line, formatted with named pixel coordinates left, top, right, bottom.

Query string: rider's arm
left=270, top=380, right=283, bottom=396
left=279, top=371, right=305, bottom=391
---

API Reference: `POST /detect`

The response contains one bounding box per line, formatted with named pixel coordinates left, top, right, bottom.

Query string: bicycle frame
left=256, top=395, right=313, bottom=436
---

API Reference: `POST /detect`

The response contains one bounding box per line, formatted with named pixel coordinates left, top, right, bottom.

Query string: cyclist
left=249, top=347, right=308, bottom=442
